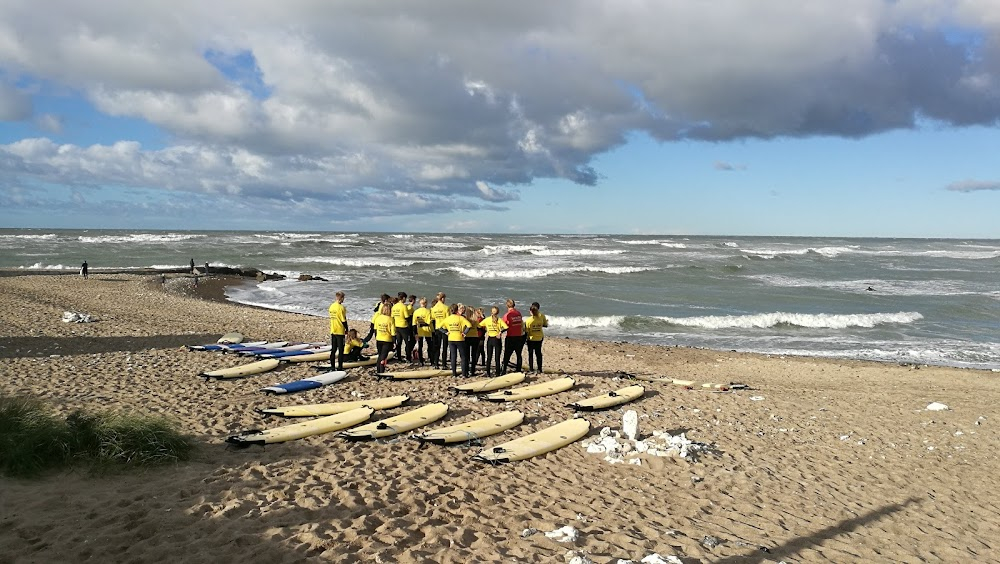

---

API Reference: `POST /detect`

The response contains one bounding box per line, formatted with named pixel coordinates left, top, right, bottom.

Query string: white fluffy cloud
left=2, top=0, right=1000, bottom=219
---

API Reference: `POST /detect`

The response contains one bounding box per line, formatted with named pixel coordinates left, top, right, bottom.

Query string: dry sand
left=1, top=273, right=999, bottom=563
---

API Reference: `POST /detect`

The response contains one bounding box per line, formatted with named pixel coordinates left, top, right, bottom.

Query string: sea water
left=3, top=229, right=998, bottom=370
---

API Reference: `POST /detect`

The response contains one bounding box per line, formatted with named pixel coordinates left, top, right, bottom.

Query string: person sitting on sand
left=342, top=329, right=369, bottom=362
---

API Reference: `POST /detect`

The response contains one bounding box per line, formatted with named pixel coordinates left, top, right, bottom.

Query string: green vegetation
left=0, top=394, right=194, bottom=478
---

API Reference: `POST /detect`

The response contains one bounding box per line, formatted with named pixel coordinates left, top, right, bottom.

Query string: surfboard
left=217, top=332, right=244, bottom=344
left=260, top=370, right=348, bottom=395
left=187, top=340, right=268, bottom=352
left=415, top=410, right=524, bottom=444
left=338, top=403, right=449, bottom=440
left=312, top=352, right=394, bottom=370
left=567, top=385, right=645, bottom=411
left=472, top=418, right=591, bottom=463
left=201, top=358, right=281, bottom=379
left=285, top=350, right=332, bottom=363
left=484, top=377, right=575, bottom=402
left=258, top=395, right=411, bottom=417
left=379, top=368, right=451, bottom=380
left=239, top=343, right=317, bottom=357
left=225, top=341, right=289, bottom=354
left=451, top=372, right=526, bottom=394
left=261, top=346, right=332, bottom=359
left=225, top=407, right=373, bottom=447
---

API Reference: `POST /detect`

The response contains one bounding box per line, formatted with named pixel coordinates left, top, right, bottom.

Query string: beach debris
left=617, top=555, right=683, bottom=564
left=62, top=311, right=94, bottom=323
left=582, top=413, right=712, bottom=464
left=623, top=410, right=639, bottom=441
left=749, top=395, right=765, bottom=401
left=701, top=535, right=722, bottom=549
left=521, top=528, right=538, bottom=538
left=925, top=402, right=949, bottom=411
left=545, top=525, right=580, bottom=543
left=566, top=552, right=594, bottom=564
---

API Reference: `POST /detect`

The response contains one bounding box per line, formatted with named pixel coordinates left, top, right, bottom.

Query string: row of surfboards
left=229, top=401, right=591, bottom=463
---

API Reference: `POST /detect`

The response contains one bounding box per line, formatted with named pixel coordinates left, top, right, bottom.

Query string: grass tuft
left=0, top=394, right=194, bottom=478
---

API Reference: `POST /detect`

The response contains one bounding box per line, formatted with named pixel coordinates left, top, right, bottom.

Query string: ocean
left=3, top=228, right=999, bottom=370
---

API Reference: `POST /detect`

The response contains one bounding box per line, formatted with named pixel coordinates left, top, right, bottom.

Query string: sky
left=1, top=0, right=1000, bottom=237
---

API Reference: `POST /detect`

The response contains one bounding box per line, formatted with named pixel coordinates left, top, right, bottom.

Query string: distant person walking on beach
left=329, top=291, right=348, bottom=371
left=80, top=261, right=88, bottom=279
left=501, top=299, right=524, bottom=373
left=190, top=258, right=195, bottom=274
left=524, top=302, right=548, bottom=373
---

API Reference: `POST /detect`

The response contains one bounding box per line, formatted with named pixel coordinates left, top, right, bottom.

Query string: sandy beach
left=2, top=273, right=999, bottom=563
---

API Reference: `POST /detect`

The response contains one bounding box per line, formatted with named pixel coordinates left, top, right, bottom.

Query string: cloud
left=2, top=0, right=1000, bottom=221
left=714, top=161, right=747, bottom=171
left=946, top=179, right=1000, bottom=192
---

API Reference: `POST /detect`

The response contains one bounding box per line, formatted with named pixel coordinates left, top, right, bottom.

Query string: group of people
left=329, top=291, right=548, bottom=378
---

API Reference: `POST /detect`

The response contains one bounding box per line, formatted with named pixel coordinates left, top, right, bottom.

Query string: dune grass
left=0, top=394, right=194, bottom=478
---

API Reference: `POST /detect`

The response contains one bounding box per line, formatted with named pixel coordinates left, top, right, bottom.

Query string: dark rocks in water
left=297, top=274, right=328, bottom=282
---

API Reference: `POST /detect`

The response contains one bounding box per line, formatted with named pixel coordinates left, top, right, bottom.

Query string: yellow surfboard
left=484, top=377, right=575, bottom=402
left=415, top=410, right=524, bottom=444
left=201, top=358, right=280, bottom=379
left=472, top=418, right=591, bottom=463
left=285, top=350, right=332, bottom=363
left=312, top=352, right=394, bottom=370
left=225, top=407, right=373, bottom=447
left=380, top=368, right=451, bottom=380
left=338, top=403, right=449, bottom=440
left=567, top=385, right=645, bottom=411
left=257, top=395, right=411, bottom=417
left=452, top=372, right=526, bottom=394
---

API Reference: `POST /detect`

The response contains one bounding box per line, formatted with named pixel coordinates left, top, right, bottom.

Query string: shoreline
left=2, top=272, right=999, bottom=561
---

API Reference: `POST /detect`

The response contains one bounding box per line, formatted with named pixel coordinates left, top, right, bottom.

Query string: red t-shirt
left=503, top=308, right=523, bottom=337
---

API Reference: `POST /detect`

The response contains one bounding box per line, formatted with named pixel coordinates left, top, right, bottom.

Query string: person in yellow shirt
left=342, top=329, right=369, bottom=362
left=523, top=302, right=548, bottom=373
left=444, top=303, right=472, bottom=377
left=480, top=305, right=508, bottom=376
left=430, top=292, right=450, bottom=368
left=464, top=306, right=483, bottom=376
left=372, top=303, right=396, bottom=374
left=391, top=292, right=410, bottom=362
left=411, top=297, right=433, bottom=366
left=405, top=294, right=417, bottom=361
left=328, top=291, right=348, bottom=371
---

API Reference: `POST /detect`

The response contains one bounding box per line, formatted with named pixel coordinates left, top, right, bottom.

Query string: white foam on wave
left=450, top=265, right=655, bottom=279
left=481, top=244, right=547, bottom=255
left=752, top=274, right=989, bottom=296
left=0, top=233, right=57, bottom=240
left=549, top=315, right=625, bottom=329
left=19, top=262, right=75, bottom=270
left=662, top=311, right=923, bottom=329
left=529, top=249, right=626, bottom=256
left=77, top=233, right=205, bottom=244
left=659, top=243, right=688, bottom=249
left=289, top=256, right=417, bottom=267
left=613, top=239, right=668, bottom=245
left=741, top=246, right=858, bottom=259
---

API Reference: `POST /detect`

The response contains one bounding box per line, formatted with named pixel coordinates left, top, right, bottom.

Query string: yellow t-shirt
left=480, top=316, right=508, bottom=338
left=344, top=338, right=365, bottom=355
left=431, top=301, right=449, bottom=329
left=373, top=313, right=396, bottom=342
left=328, top=302, right=347, bottom=335
left=412, top=307, right=433, bottom=338
left=391, top=302, right=410, bottom=328
left=444, top=314, right=472, bottom=342
left=524, top=313, right=548, bottom=341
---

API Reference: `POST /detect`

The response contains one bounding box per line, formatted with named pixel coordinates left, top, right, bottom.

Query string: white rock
left=586, top=444, right=607, bottom=454
left=634, top=440, right=649, bottom=453
left=545, top=525, right=580, bottom=543
left=623, top=410, right=639, bottom=441
left=926, top=402, right=949, bottom=411
left=628, top=458, right=642, bottom=466
left=641, top=554, right=683, bottom=564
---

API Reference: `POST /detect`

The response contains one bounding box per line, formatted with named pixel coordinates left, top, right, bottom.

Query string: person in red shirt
left=501, top=299, right=524, bottom=374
